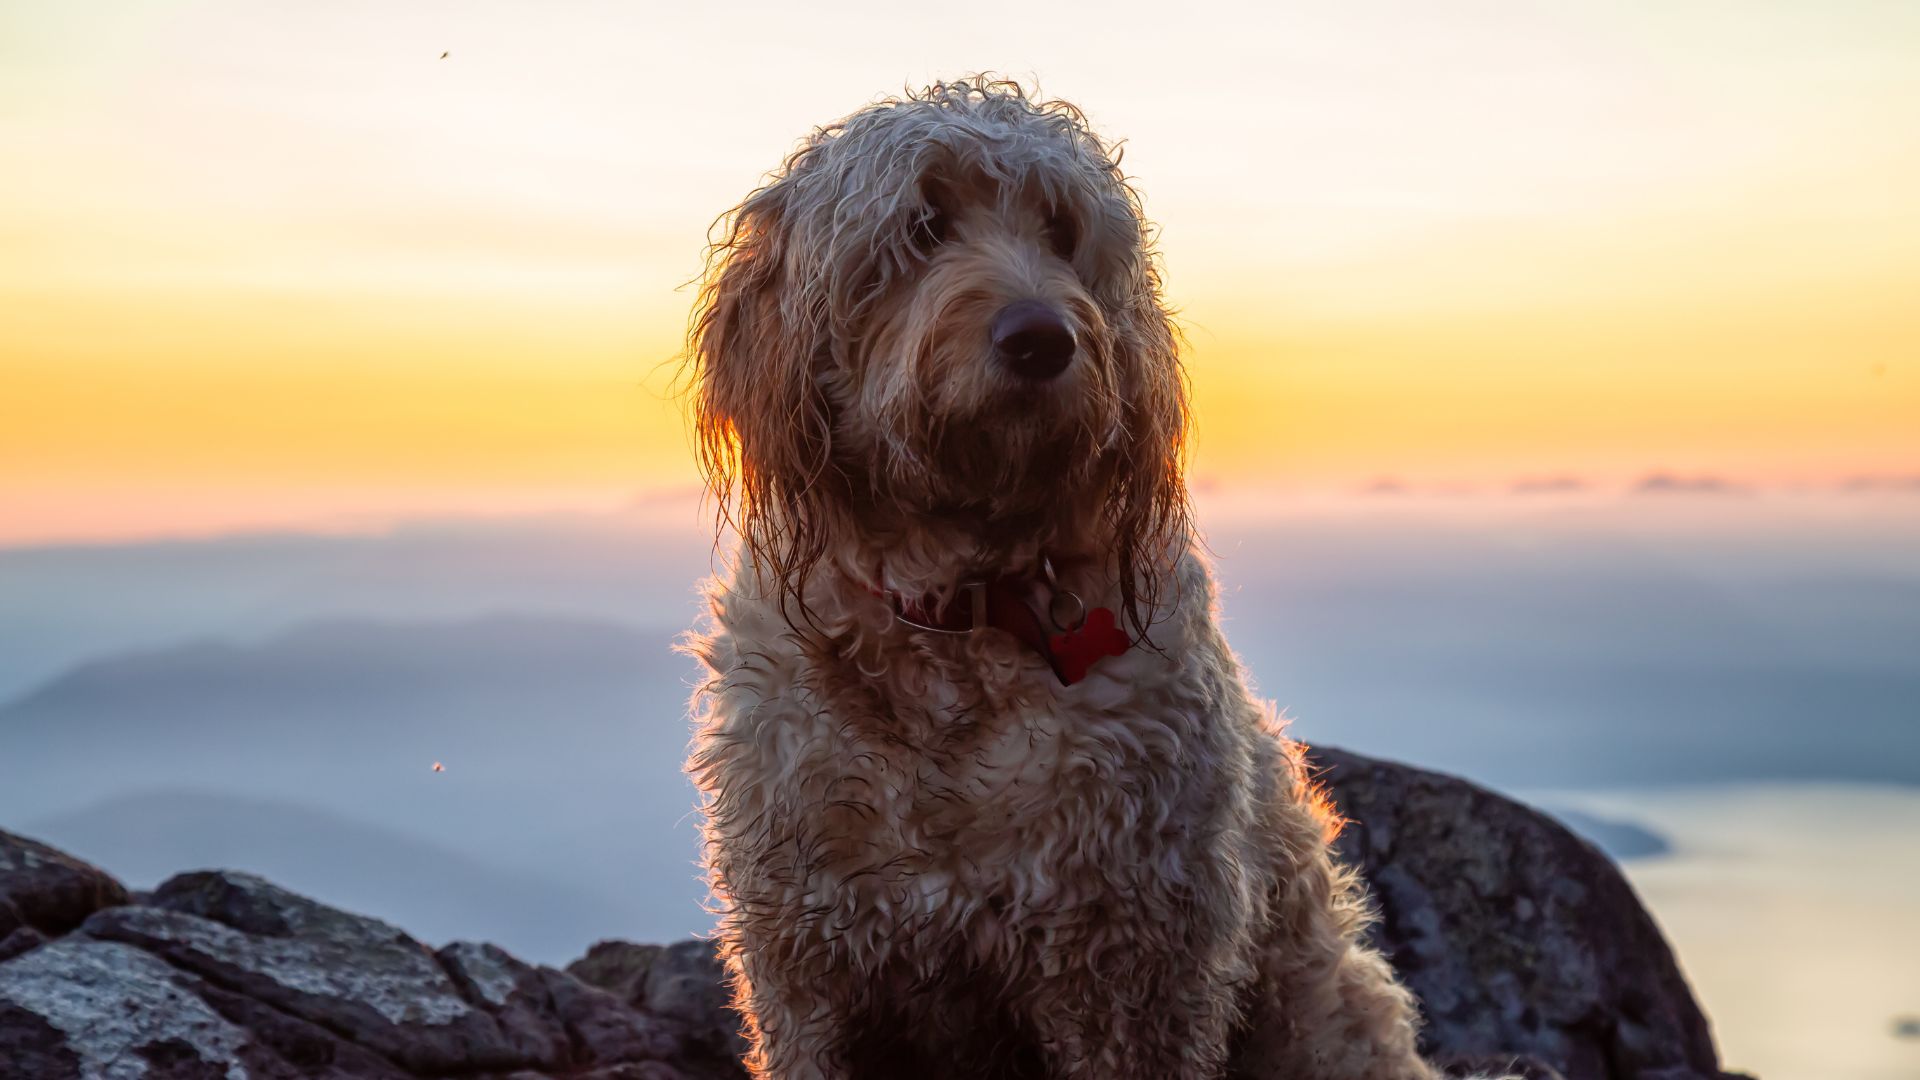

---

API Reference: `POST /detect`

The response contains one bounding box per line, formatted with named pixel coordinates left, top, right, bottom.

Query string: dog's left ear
left=688, top=175, right=838, bottom=602
left=1105, top=272, right=1194, bottom=639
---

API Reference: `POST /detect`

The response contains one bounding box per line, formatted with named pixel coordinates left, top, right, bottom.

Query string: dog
left=683, top=77, right=1478, bottom=1080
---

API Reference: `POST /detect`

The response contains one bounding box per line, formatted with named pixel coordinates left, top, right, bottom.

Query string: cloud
left=1510, top=475, right=1591, bottom=495
left=1353, top=478, right=1482, bottom=498
left=1632, top=472, right=1752, bottom=496
left=1837, top=474, right=1920, bottom=493
left=1360, top=477, right=1412, bottom=496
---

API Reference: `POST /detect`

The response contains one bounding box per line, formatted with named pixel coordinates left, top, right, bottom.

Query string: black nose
left=991, top=301, right=1077, bottom=380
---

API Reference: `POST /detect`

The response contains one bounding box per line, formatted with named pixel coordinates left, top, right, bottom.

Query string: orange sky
left=4, top=1, right=1918, bottom=545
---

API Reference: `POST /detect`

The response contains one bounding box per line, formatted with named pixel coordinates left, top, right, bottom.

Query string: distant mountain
left=24, top=789, right=637, bottom=962
left=4, top=611, right=681, bottom=718
left=6, top=502, right=1920, bottom=792
left=0, top=612, right=715, bottom=952
left=0, top=612, right=695, bottom=794
left=1221, top=526, right=1920, bottom=789
left=0, top=512, right=717, bottom=703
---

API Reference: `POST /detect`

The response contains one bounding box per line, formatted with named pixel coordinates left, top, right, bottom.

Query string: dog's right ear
left=688, top=176, right=837, bottom=600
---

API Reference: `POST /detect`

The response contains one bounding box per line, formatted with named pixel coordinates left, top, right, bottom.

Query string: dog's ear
left=1105, top=269, right=1194, bottom=641
left=689, top=176, right=837, bottom=604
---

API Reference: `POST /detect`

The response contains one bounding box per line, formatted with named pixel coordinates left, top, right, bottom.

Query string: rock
left=0, top=927, right=49, bottom=964
left=536, top=964, right=691, bottom=1066
left=0, top=831, right=744, bottom=1077
left=1310, top=746, right=1745, bottom=1080
left=0, top=748, right=1746, bottom=1078
left=569, top=939, right=667, bottom=1006
left=643, top=939, right=751, bottom=1062
left=84, top=873, right=533, bottom=1073
left=436, top=941, right=573, bottom=1065
left=0, top=937, right=297, bottom=1079
left=567, top=938, right=749, bottom=1070
left=0, top=828, right=128, bottom=940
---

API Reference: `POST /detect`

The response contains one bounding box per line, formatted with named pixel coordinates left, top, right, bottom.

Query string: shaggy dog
left=683, top=78, right=1483, bottom=1080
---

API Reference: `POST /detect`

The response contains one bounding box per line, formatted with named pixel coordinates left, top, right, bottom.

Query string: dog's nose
left=991, top=301, right=1077, bottom=380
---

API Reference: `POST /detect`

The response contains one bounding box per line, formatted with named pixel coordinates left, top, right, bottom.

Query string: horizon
left=6, top=465, right=1920, bottom=550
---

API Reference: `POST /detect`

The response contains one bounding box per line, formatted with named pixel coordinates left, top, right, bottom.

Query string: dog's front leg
left=1234, top=846, right=1443, bottom=1080
left=1022, top=949, right=1241, bottom=1080
left=728, top=940, right=855, bottom=1080
left=735, top=973, right=852, bottom=1079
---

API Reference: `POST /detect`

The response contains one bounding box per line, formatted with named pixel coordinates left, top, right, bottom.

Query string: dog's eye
left=912, top=209, right=953, bottom=255
left=1045, top=212, right=1079, bottom=260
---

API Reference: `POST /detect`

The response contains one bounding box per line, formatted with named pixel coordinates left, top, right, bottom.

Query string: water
left=1545, top=784, right=1920, bottom=1080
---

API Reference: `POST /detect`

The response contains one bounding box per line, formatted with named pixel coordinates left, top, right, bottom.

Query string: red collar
left=874, top=569, right=1131, bottom=686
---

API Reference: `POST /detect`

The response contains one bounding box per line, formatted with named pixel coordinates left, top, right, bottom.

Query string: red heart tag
left=1048, top=607, right=1131, bottom=684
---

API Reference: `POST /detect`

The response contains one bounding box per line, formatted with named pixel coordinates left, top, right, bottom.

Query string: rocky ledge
left=1, top=749, right=1749, bottom=1079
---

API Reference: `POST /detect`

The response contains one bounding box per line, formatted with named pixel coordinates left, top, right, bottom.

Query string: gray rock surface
left=0, top=747, right=1749, bottom=1078
left=0, top=829, right=735, bottom=1079
left=1310, top=747, right=1744, bottom=1080
left=0, top=830, right=127, bottom=941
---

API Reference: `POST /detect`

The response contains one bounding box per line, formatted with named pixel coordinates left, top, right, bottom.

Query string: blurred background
left=2, top=3, right=1916, bottom=1078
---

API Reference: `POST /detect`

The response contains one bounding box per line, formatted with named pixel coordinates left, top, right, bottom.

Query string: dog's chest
left=701, top=580, right=1237, bottom=935
left=822, top=649, right=1208, bottom=900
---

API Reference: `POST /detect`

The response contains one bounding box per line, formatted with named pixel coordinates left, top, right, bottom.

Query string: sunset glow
left=5, top=1, right=1917, bottom=544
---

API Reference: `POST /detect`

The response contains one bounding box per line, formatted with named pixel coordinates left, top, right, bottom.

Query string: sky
left=3, top=0, right=1919, bottom=544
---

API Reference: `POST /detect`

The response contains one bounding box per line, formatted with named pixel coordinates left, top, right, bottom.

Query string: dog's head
left=690, top=77, right=1190, bottom=631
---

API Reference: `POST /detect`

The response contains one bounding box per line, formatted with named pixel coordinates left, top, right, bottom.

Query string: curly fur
left=682, top=77, right=1498, bottom=1080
